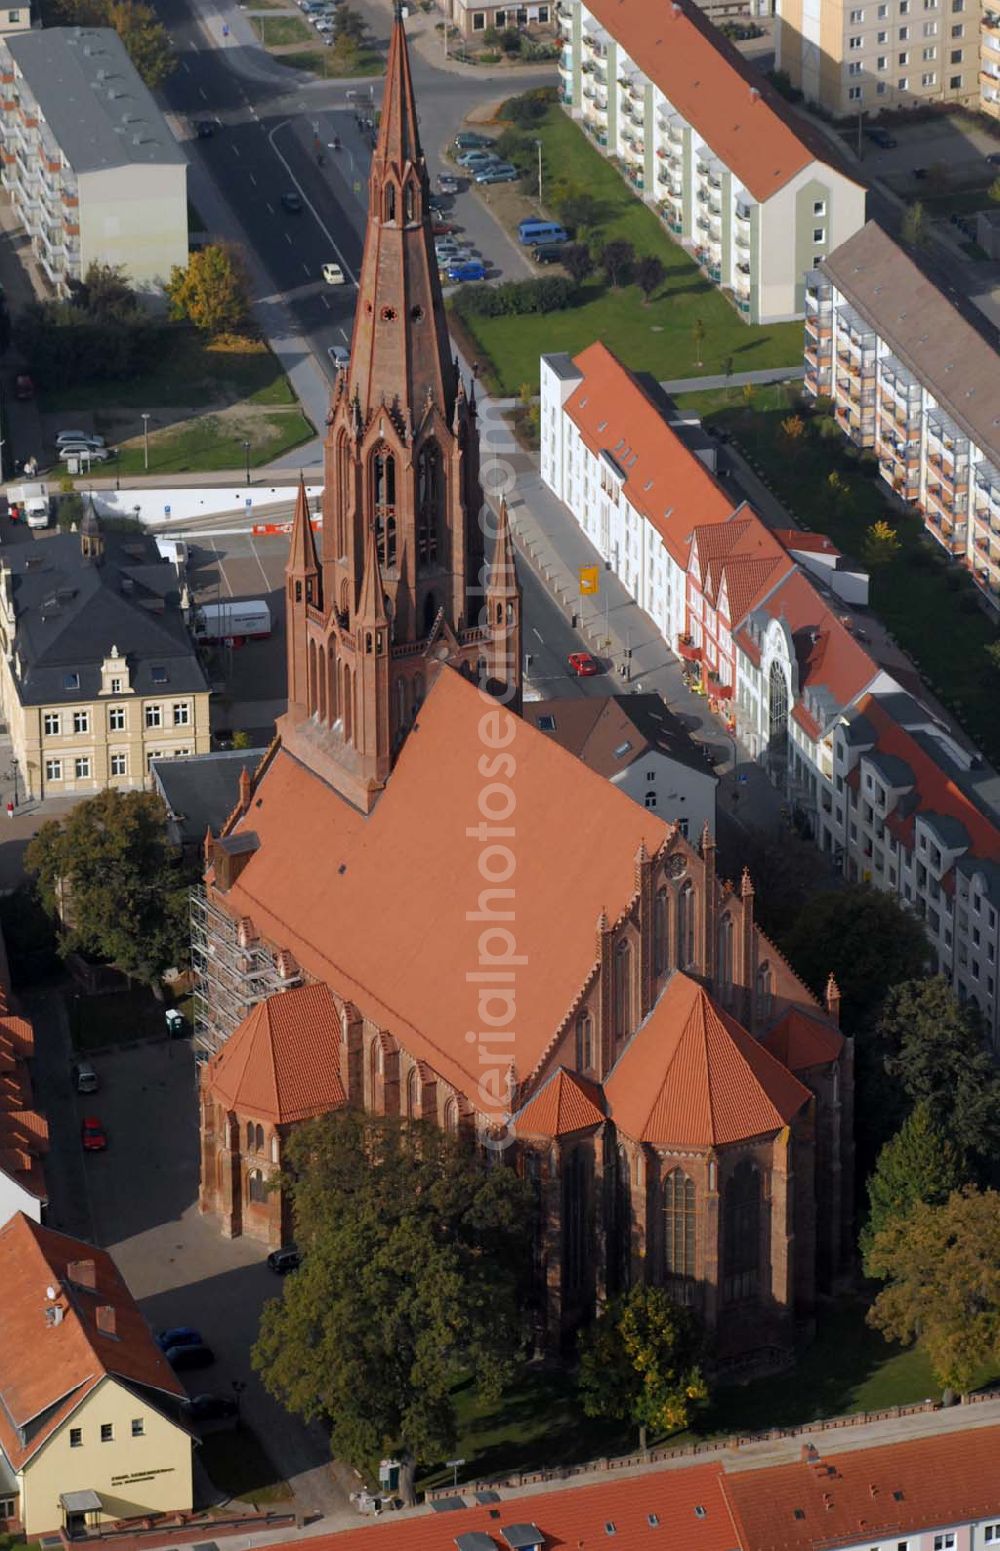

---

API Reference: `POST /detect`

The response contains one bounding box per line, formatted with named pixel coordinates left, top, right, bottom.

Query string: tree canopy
left=252, top=1111, right=535, bottom=1470
left=24, top=789, right=189, bottom=983
left=866, top=1186, right=1000, bottom=1391
left=779, top=883, right=928, bottom=1031
left=13, top=261, right=164, bottom=387
left=860, top=1100, right=966, bottom=1275
left=578, top=1284, right=707, bottom=1449
left=167, top=245, right=252, bottom=337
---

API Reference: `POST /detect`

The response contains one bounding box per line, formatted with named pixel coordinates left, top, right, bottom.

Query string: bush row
left=452, top=276, right=576, bottom=318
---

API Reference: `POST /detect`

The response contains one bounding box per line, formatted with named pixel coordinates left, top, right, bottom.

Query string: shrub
left=452, top=275, right=575, bottom=318
left=502, top=86, right=557, bottom=126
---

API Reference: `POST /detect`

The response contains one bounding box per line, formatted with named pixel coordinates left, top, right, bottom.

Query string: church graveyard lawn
left=674, top=387, right=1000, bottom=768
left=419, top=1296, right=998, bottom=1490
left=39, top=330, right=298, bottom=414
left=449, top=100, right=803, bottom=395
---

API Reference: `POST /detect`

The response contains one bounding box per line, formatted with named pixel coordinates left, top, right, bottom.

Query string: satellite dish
left=45, top=1285, right=57, bottom=1301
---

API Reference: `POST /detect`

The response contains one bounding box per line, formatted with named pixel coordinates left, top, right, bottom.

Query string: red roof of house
left=772, top=530, right=842, bottom=559
left=584, top=0, right=853, bottom=202
left=605, top=972, right=811, bottom=1147
left=515, top=1067, right=605, bottom=1138
left=856, top=696, right=1000, bottom=864
left=761, top=1008, right=844, bottom=1071
left=724, top=1424, right=1000, bottom=1551
left=205, top=982, right=347, bottom=1125
left=757, top=570, right=878, bottom=717
left=217, top=665, right=669, bottom=1108
left=564, top=343, right=736, bottom=569
left=0, top=1214, right=185, bottom=1470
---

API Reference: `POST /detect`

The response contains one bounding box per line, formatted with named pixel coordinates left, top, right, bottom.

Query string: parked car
left=195, top=120, right=216, bottom=139
left=81, top=1117, right=108, bottom=1152
left=267, top=1246, right=302, bottom=1274
left=186, top=1393, right=239, bottom=1421
left=322, top=261, right=346, bottom=285
left=156, top=1325, right=204, bottom=1351
left=454, top=131, right=494, bottom=150
left=434, top=238, right=463, bottom=258
left=456, top=149, right=499, bottom=168
left=14, top=374, right=34, bottom=400
left=475, top=165, right=518, bottom=184
left=447, top=259, right=486, bottom=282
left=865, top=126, right=897, bottom=149
left=532, top=242, right=566, bottom=264
left=439, top=248, right=475, bottom=272
left=912, top=165, right=928, bottom=180
left=438, top=174, right=460, bottom=195
left=59, top=443, right=112, bottom=463
left=431, top=221, right=457, bottom=236
left=987, top=151, right=1000, bottom=166
left=72, top=1061, right=99, bottom=1095
left=568, top=650, right=600, bottom=677
left=165, top=1343, right=215, bottom=1371
left=328, top=344, right=350, bottom=369
left=280, top=191, right=303, bottom=213
left=56, top=429, right=106, bottom=448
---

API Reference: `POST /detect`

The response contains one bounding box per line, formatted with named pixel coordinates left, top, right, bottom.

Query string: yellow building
left=0, top=1212, right=193, bottom=1538
left=0, top=507, right=210, bottom=804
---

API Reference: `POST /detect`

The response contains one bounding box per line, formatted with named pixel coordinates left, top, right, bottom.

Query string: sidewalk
left=661, top=365, right=804, bottom=395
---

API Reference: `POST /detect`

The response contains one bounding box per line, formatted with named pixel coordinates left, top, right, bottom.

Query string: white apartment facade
left=775, top=0, right=982, bottom=116
left=556, top=0, right=867, bottom=321
left=0, top=27, right=187, bottom=295
left=984, top=4, right=1000, bottom=115
left=805, top=220, right=1000, bottom=610
left=542, top=338, right=1000, bottom=1045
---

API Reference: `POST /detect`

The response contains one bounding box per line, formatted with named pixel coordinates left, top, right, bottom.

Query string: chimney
left=96, top=1304, right=117, bottom=1337
left=67, top=1258, right=96, bottom=1289
left=750, top=85, right=761, bottom=100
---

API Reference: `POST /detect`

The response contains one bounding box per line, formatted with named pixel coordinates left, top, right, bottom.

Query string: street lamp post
left=7, top=761, right=18, bottom=810
left=141, top=413, right=150, bottom=473
left=535, top=138, right=543, bottom=206
left=243, top=440, right=251, bottom=487
left=231, top=1379, right=247, bottom=1419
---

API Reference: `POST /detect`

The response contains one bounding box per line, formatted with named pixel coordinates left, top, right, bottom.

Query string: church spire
left=484, top=496, right=522, bottom=711
left=287, top=476, right=319, bottom=593
left=285, top=475, right=319, bottom=716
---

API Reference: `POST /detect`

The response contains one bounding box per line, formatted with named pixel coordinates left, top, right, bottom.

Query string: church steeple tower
left=280, top=4, right=514, bottom=813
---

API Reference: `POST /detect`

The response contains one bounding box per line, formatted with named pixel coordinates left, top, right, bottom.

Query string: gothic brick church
left=196, top=7, right=853, bottom=1371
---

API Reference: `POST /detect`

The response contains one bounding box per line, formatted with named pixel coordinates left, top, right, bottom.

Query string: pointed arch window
left=613, top=937, right=632, bottom=1043
left=416, top=442, right=441, bottom=565
left=403, top=180, right=416, bottom=224
left=677, top=880, right=695, bottom=970
left=723, top=1160, right=761, bottom=1304
left=654, top=886, right=669, bottom=977
left=717, top=914, right=734, bottom=1005
left=443, top=1097, right=459, bottom=1134
left=663, top=1168, right=696, bottom=1294
left=563, top=1147, right=589, bottom=1295
left=247, top=1168, right=266, bottom=1205
left=372, top=446, right=396, bottom=568
left=575, top=1010, right=594, bottom=1073
left=335, top=431, right=350, bottom=558
left=384, top=182, right=396, bottom=223
left=406, top=1064, right=420, bottom=1118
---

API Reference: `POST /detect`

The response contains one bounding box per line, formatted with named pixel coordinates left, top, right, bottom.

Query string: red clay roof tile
left=515, top=1067, right=606, bottom=1138
left=761, top=1009, right=844, bottom=1071
left=206, top=982, right=347, bottom=1124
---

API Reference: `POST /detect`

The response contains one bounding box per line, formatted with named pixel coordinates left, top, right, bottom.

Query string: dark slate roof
left=866, top=750, right=914, bottom=790
left=525, top=693, right=718, bottom=781
left=7, top=531, right=208, bottom=708
left=4, top=28, right=184, bottom=174
left=151, top=749, right=266, bottom=845
left=957, top=855, right=1000, bottom=907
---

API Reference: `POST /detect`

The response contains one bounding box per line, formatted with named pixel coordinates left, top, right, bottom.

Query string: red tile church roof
left=762, top=1009, right=844, bottom=1072
left=514, top=1068, right=605, bottom=1138
left=205, top=982, right=346, bottom=1124
left=605, top=973, right=811, bottom=1146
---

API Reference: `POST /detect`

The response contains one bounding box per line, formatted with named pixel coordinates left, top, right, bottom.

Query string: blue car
left=155, top=1325, right=203, bottom=1352
left=447, top=260, right=486, bottom=283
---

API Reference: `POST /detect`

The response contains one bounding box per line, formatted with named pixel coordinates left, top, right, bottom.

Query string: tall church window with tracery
left=663, top=1167, right=696, bottom=1297
left=613, top=938, right=632, bottom=1042
left=373, top=448, right=397, bottom=567
left=654, top=886, right=669, bottom=977
left=416, top=442, right=440, bottom=565
left=677, top=879, right=695, bottom=970
left=723, top=1160, right=761, bottom=1303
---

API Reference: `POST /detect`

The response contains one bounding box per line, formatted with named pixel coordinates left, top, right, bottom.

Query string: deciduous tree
left=860, top=1100, right=966, bottom=1274
left=901, top=200, right=928, bottom=249
left=252, top=1112, right=535, bottom=1471
left=167, top=244, right=252, bottom=337
left=600, top=238, right=636, bottom=288
left=867, top=1186, right=1000, bottom=1391
left=105, top=0, right=175, bottom=86
left=578, top=1284, right=707, bottom=1450
left=635, top=254, right=666, bottom=303
left=561, top=242, right=594, bottom=284
left=24, top=790, right=189, bottom=983
left=861, top=518, right=901, bottom=567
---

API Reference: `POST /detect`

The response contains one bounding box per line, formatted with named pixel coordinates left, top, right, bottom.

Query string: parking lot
left=186, top=531, right=291, bottom=742
left=27, top=989, right=354, bottom=1521
left=849, top=110, right=1000, bottom=192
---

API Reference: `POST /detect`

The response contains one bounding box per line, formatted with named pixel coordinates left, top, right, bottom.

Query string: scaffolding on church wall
left=190, top=885, right=286, bottom=1055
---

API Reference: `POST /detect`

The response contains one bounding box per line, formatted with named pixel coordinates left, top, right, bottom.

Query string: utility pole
left=535, top=137, right=543, bottom=206
left=141, top=412, right=150, bottom=472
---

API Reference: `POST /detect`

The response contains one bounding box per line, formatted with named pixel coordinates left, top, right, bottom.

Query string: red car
left=431, top=221, right=456, bottom=236
left=81, top=1117, right=108, bottom=1152
left=568, top=651, right=600, bottom=677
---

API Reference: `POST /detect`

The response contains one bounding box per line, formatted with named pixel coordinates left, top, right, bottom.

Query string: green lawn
left=674, top=389, right=1000, bottom=765
left=418, top=1296, right=992, bottom=1491
left=450, top=103, right=803, bottom=394
left=199, top=1424, right=293, bottom=1506
left=113, top=409, right=314, bottom=476
left=40, top=330, right=296, bottom=413
left=254, top=11, right=312, bottom=44
left=68, top=985, right=176, bottom=1051
left=281, top=43, right=383, bottom=74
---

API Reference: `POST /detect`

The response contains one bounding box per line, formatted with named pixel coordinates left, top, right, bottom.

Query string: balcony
left=735, top=200, right=752, bottom=221
left=558, top=54, right=573, bottom=77
left=734, top=231, right=750, bottom=251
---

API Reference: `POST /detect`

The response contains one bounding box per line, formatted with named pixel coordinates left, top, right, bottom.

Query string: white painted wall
left=0, top=1168, right=42, bottom=1227
left=613, top=747, right=717, bottom=839
left=92, top=485, right=323, bottom=528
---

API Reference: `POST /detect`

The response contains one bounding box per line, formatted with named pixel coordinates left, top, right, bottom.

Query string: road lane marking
left=285, top=231, right=293, bottom=244
left=231, top=142, right=241, bottom=157
left=198, top=86, right=207, bottom=99
left=339, top=326, right=347, bottom=341
left=266, top=201, right=274, bottom=213
left=321, top=295, right=330, bottom=309
left=532, top=628, right=544, bottom=642
left=249, top=172, right=257, bottom=186
left=248, top=535, right=271, bottom=592
left=302, top=262, right=311, bottom=277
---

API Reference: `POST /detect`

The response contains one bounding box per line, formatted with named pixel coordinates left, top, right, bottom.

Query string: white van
left=8, top=482, right=51, bottom=529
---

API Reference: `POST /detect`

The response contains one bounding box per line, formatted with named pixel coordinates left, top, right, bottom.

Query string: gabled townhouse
left=556, top=0, right=867, bottom=320
left=804, top=220, right=1000, bottom=608
left=541, top=338, right=1000, bottom=1045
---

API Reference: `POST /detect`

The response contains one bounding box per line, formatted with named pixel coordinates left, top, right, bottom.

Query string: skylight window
left=64, top=672, right=80, bottom=690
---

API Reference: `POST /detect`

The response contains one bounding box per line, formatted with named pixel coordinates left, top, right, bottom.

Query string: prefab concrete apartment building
left=0, top=27, right=187, bottom=294
left=804, top=220, right=1000, bottom=612
left=556, top=0, right=867, bottom=322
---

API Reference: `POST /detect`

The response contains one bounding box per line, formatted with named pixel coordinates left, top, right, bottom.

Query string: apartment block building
left=0, top=3, right=30, bottom=36
left=804, top=220, right=1000, bottom=610
left=0, top=27, right=186, bottom=295
left=541, top=338, right=1000, bottom=1043
left=557, top=0, right=866, bottom=321
left=775, top=0, right=982, bottom=116
left=984, top=4, right=1000, bottom=115
left=0, top=511, right=210, bottom=803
